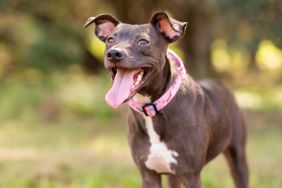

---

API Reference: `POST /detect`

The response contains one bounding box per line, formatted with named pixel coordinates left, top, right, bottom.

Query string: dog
left=84, top=11, right=249, bottom=188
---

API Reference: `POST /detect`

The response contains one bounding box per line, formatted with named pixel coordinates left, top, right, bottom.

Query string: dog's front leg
left=168, top=175, right=182, bottom=188
left=182, top=174, right=201, bottom=188
left=141, top=170, right=162, bottom=188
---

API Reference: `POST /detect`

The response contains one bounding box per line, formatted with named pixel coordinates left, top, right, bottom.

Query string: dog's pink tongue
left=105, top=68, right=141, bottom=108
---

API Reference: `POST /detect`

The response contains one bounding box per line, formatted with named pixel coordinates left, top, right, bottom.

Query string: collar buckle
left=142, top=103, right=158, bottom=116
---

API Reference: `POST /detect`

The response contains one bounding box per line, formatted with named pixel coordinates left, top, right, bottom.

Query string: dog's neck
left=137, top=57, right=178, bottom=102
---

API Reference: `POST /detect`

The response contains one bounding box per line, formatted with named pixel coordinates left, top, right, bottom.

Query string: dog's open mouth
left=105, top=67, right=151, bottom=108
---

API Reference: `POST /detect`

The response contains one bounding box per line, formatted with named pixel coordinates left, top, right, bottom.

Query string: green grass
left=0, top=112, right=281, bottom=188
left=0, top=68, right=281, bottom=188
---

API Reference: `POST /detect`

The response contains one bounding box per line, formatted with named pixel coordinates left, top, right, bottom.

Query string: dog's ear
left=84, top=14, right=120, bottom=42
left=150, top=11, right=187, bottom=43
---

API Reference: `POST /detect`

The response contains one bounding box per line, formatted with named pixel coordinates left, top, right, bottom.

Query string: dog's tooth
left=135, top=81, right=139, bottom=86
left=133, top=72, right=143, bottom=88
left=136, top=78, right=141, bottom=83
left=138, top=71, right=144, bottom=77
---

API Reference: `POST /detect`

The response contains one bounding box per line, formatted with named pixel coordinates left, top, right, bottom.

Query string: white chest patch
left=133, top=94, right=179, bottom=174
left=143, top=115, right=179, bottom=174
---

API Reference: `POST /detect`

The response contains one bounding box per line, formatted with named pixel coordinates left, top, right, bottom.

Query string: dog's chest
left=143, top=116, right=179, bottom=174
left=133, top=94, right=179, bottom=174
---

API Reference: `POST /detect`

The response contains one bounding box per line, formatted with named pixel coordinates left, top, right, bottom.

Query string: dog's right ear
left=84, top=14, right=119, bottom=42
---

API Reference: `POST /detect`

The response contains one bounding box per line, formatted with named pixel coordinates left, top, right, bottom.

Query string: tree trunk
left=247, top=40, right=260, bottom=72
left=106, top=0, right=162, bottom=23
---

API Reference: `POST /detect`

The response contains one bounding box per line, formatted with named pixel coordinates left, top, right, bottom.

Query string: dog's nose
left=106, top=48, right=123, bottom=63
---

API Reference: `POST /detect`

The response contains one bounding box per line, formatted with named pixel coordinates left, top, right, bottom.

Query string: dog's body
left=128, top=75, right=248, bottom=188
left=85, top=12, right=248, bottom=188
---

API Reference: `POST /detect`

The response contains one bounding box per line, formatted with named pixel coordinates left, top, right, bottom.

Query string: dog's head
left=84, top=12, right=187, bottom=108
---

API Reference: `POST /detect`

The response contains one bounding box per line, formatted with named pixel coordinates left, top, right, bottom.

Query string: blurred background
left=0, top=0, right=281, bottom=187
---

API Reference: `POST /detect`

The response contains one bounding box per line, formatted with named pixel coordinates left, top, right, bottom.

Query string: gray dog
left=84, top=11, right=248, bottom=188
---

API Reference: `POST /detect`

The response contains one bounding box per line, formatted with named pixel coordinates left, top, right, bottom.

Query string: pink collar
left=128, top=49, right=186, bottom=117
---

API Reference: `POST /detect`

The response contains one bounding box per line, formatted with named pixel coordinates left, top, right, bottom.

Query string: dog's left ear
left=150, top=11, right=187, bottom=43
left=84, top=14, right=120, bottom=42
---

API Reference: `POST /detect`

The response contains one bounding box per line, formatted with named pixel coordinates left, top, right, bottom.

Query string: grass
left=0, top=111, right=281, bottom=188
left=0, top=68, right=281, bottom=188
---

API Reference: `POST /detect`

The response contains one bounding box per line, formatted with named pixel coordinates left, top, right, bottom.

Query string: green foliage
left=0, top=67, right=115, bottom=122
left=23, top=24, right=83, bottom=70
left=0, top=0, right=93, bottom=72
left=217, top=0, right=282, bottom=47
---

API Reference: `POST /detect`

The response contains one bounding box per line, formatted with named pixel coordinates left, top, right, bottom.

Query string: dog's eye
left=138, top=39, right=149, bottom=45
left=107, top=37, right=115, bottom=43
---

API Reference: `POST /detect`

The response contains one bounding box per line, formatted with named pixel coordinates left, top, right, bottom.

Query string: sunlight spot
left=235, top=91, right=262, bottom=109
left=257, top=40, right=282, bottom=70
left=170, top=42, right=185, bottom=60
left=211, top=40, right=231, bottom=72
left=89, top=36, right=105, bottom=61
